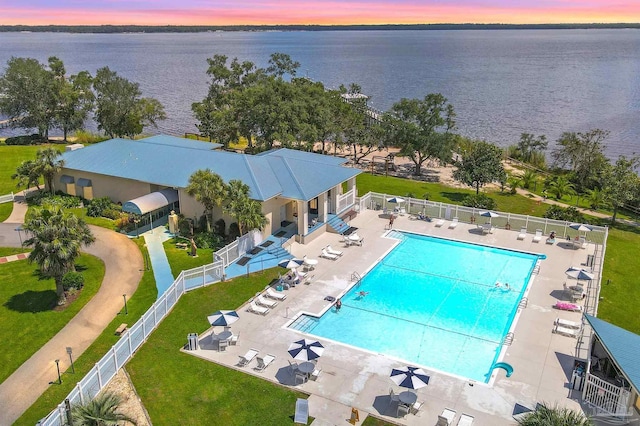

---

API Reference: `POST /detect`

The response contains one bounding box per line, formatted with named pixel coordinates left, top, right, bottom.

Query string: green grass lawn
left=15, top=240, right=157, bottom=426
left=67, top=207, right=117, bottom=230
left=0, top=145, right=65, bottom=195
left=0, top=252, right=104, bottom=384
left=163, top=237, right=215, bottom=277
left=126, top=268, right=310, bottom=425
left=0, top=202, right=14, bottom=222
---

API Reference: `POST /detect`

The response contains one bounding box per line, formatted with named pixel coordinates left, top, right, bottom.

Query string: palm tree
left=185, top=169, right=227, bottom=232
left=11, top=160, right=42, bottom=191
left=547, top=175, right=576, bottom=200
left=71, top=391, right=137, bottom=426
left=516, top=403, right=591, bottom=426
left=519, top=170, right=538, bottom=190
left=586, top=188, right=606, bottom=210
left=36, top=147, right=64, bottom=194
left=23, top=205, right=95, bottom=299
left=224, top=179, right=268, bottom=235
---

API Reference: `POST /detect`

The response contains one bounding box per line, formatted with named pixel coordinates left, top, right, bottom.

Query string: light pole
left=55, top=359, right=61, bottom=384
left=14, top=226, right=23, bottom=246
left=123, top=294, right=128, bottom=315
left=66, top=347, right=75, bottom=373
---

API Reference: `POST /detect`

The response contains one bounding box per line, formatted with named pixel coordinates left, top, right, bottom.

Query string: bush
left=115, top=216, right=133, bottom=232
left=5, top=134, right=45, bottom=146
left=62, top=271, right=84, bottom=291
left=228, top=222, right=241, bottom=241
left=193, top=232, right=224, bottom=249
left=461, top=193, right=497, bottom=210
left=214, top=218, right=226, bottom=237
left=72, top=130, right=109, bottom=144
left=86, top=197, right=116, bottom=217
left=102, top=208, right=123, bottom=220
left=178, top=216, right=194, bottom=236
left=543, top=205, right=585, bottom=223
left=26, top=191, right=82, bottom=208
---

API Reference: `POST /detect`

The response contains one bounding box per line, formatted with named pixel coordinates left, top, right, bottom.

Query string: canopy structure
left=122, top=189, right=178, bottom=215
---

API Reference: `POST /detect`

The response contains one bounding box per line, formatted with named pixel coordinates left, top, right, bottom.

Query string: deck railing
left=583, top=373, right=632, bottom=417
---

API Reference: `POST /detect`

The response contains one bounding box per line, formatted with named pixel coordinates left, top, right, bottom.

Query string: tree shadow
left=4, top=290, right=58, bottom=313
left=439, top=191, right=467, bottom=203
left=32, top=269, right=51, bottom=281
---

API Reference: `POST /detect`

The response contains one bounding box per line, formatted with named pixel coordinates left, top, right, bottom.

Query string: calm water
left=1, top=30, right=639, bottom=158
left=290, top=233, right=540, bottom=382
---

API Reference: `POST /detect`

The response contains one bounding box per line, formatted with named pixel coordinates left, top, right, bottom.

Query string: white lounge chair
left=435, top=219, right=445, bottom=227
left=555, top=317, right=582, bottom=329
left=265, top=287, right=286, bottom=300
left=517, top=228, right=527, bottom=240
left=553, top=324, right=581, bottom=338
left=254, top=353, right=276, bottom=372
left=448, top=217, right=459, bottom=229
left=229, top=333, right=239, bottom=345
left=481, top=223, right=492, bottom=234
left=533, top=229, right=543, bottom=243
left=349, top=233, right=364, bottom=246
left=437, top=408, right=457, bottom=426
left=410, top=400, right=423, bottom=415
left=248, top=301, right=270, bottom=315
left=294, top=398, right=309, bottom=425
left=458, top=413, right=474, bottom=426
left=326, top=245, right=343, bottom=256
left=310, top=366, right=322, bottom=381
left=237, top=348, right=259, bottom=367
left=320, top=248, right=339, bottom=260
left=256, top=294, right=278, bottom=308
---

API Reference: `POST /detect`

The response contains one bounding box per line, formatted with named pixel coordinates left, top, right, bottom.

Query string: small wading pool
left=289, top=232, right=543, bottom=382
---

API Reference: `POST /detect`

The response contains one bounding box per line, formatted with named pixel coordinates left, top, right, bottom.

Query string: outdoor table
left=398, top=391, right=417, bottom=406
left=569, top=285, right=584, bottom=293
left=217, top=331, right=233, bottom=341
left=298, top=362, right=315, bottom=377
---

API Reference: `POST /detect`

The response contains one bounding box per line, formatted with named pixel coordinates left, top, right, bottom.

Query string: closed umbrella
left=288, top=339, right=325, bottom=361
left=565, top=267, right=594, bottom=281
left=278, top=258, right=304, bottom=269
left=207, top=310, right=239, bottom=327
left=390, top=366, right=430, bottom=389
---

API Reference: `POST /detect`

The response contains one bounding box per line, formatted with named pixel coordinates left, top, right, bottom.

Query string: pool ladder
left=518, top=297, right=528, bottom=310
left=532, top=261, right=541, bottom=275
left=503, top=332, right=515, bottom=346
left=351, top=271, right=362, bottom=287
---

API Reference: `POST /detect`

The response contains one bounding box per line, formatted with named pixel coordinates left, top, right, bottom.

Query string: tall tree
left=516, top=133, right=548, bottom=163
left=55, top=70, right=95, bottom=141
left=36, top=147, right=64, bottom=195
left=551, top=129, right=609, bottom=191
left=93, top=67, right=166, bottom=138
left=71, top=391, right=137, bottom=426
left=23, top=205, right=95, bottom=299
left=224, top=180, right=268, bottom=235
left=383, top=93, right=455, bottom=175
left=602, top=156, right=640, bottom=223
left=453, top=141, right=505, bottom=194
left=11, top=160, right=42, bottom=191
left=547, top=175, right=576, bottom=200
left=185, top=169, right=227, bottom=232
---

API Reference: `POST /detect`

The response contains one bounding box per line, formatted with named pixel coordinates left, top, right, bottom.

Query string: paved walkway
left=0, top=251, right=30, bottom=263
left=0, top=197, right=144, bottom=425
left=143, top=226, right=176, bottom=297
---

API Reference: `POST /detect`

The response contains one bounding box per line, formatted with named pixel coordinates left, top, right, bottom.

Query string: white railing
left=336, top=187, right=356, bottom=214
left=583, top=373, right=631, bottom=417
left=37, top=233, right=251, bottom=426
left=0, top=192, right=14, bottom=204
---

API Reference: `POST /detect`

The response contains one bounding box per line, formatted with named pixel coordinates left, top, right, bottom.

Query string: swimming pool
left=289, top=232, right=542, bottom=383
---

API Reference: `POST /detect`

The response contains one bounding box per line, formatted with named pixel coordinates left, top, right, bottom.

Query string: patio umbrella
left=480, top=210, right=500, bottom=224
left=207, top=310, right=239, bottom=327
left=278, top=258, right=304, bottom=269
left=386, top=197, right=405, bottom=204
left=565, top=267, right=594, bottom=281
left=288, top=339, right=325, bottom=361
left=390, top=366, right=430, bottom=389
left=569, top=223, right=593, bottom=238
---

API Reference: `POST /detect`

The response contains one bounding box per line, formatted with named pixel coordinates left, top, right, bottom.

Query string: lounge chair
left=349, top=233, right=364, bottom=246
left=410, top=400, right=424, bottom=415
left=256, top=294, right=278, bottom=308
left=229, top=333, right=239, bottom=346
left=554, top=301, right=583, bottom=312
left=310, top=366, right=322, bottom=381
left=555, top=317, right=581, bottom=329
left=435, top=219, right=445, bottom=227
left=254, top=353, right=276, bottom=372
left=320, top=248, right=339, bottom=260
left=265, top=287, right=286, bottom=300
left=517, top=228, right=527, bottom=240
left=237, top=348, right=259, bottom=367
left=532, top=229, right=543, bottom=243
left=458, top=414, right=474, bottom=426
left=448, top=217, right=459, bottom=229
left=553, top=324, right=581, bottom=338
left=326, top=245, right=343, bottom=256
left=437, top=408, right=457, bottom=426
left=481, top=223, right=492, bottom=234
left=248, top=301, right=270, bottom=315
left=294, top=398, right=309, bottom=425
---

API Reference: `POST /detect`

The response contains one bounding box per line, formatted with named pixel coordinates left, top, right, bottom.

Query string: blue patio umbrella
left=565, top=266, right=594, bottom=281
left=386, top=197, right=405, bottom=204
left=480, top=210, right=500, bottom=224
left=207, top=310, right=239, bottom=327
left=288, top=339, right=325, bottom=361
left=278, top=258, right=304, bottom=269
left=390, top=366, right=430, bottom=389
left=569, top=223, right=593, bottom=232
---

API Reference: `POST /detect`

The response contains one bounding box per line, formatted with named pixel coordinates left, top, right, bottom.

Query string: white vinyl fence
left=0, top=192, right=14, bottom=204
left=336, top=187, right=356, bottom=214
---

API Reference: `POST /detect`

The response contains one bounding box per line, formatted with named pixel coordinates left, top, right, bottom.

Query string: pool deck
left=185, top=209, right=596, bottom=425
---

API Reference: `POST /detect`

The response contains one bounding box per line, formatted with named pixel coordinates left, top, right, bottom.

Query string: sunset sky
left=1, top=1, right=637, bottom=26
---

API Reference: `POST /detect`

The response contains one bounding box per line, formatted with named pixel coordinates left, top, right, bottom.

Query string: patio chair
left=410, top=400, right=424, bottom=415
left=229, top=333, right=239, bottom=346
left=397, top=404, right=410, bottom=418
left=553, top=324, right=581, bottom=338
left=254, top=353, right=276, bottom=372
left=217, top=338, right=228, bottom=352
left=310, top=366, right=322, bottom=381
left=295, top=371, right=307, bottom=385
left=237, top=348, right=259, bottom=367
left=256, top=294, right=278, bottom=308
left=532, top=229, right=543, bottom=243
left=265, top=287, right=286, bottom=300
left=349, top=233, right=364, bottom=246
left=481, top=223, right=492, bottom=234
left=388, top=388, right=400, bottom=410
left=294, top=398, right=309, bottom=425
left=458, top=413, right=474, bottom=426
left=555, top=317, right=581, bottom=329
left=448, top=217, right=459, bottom=229
left=437, top=408, right=456, bottom=426
left=320, top=248, right=339, bottom=260
left=288, top=359, right=299, bottom=375
left=517, top=228, right=527, bottom=240
left=248, top=301, right=270, bottom=315
left=435, top=219, right=445, bottom=227
left=326, top=245, right=343, bottom=256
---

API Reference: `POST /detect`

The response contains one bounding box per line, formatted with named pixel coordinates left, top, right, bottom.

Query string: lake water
left=1, top=30, right=639, bottom=158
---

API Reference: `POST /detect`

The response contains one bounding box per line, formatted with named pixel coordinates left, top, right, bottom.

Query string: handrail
left=351, top=271, right=362, bottom=287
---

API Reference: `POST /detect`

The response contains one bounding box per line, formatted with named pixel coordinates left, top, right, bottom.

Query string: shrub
left=193, top=232, right=223, bottom=249
left=543, top=205, right=585, bottom=223
left=461, top=193, right=497, bottom=210
left=228, top=222, right=241, bottom=241
left=214, top=218, right=226, bottom=237
left=72, top=130, right=109, bottom=144
left=62, top=271, right=84, bottom=291
left=27, top=192, right=82, bottom=208
left=5, top=134, right=44, bottom=146
left=86, top=197, right=115, bottom=217
left=178, top=216, right=194, bottom=236
left=101, top=208, right=123, bottom=220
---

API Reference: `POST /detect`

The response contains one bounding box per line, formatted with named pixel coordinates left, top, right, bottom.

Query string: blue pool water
left=290, top=233, right=541, bottom=382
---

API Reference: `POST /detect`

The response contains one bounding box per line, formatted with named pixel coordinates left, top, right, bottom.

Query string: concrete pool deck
left=185, top=209, right=597, bottom=425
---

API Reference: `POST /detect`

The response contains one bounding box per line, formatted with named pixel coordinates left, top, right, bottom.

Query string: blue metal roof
left=60, top=136, right=362, bottom=202
left=584, top=314, right=640, bottom=393
left=140, top=134, right=222, bottom=151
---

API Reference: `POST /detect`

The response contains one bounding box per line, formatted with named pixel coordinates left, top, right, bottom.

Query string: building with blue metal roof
left=55, top=135, right=362, bottom=241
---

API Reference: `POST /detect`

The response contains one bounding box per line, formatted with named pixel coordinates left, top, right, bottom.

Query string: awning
left=122, top=189, right=179, bottom=215
left=60, top=175, right=75, bottom=184
left=77, top=178, right=92, bottom=187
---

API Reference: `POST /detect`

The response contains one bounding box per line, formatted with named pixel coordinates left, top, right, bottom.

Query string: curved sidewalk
left=0, top=198, right=144, bottom=424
